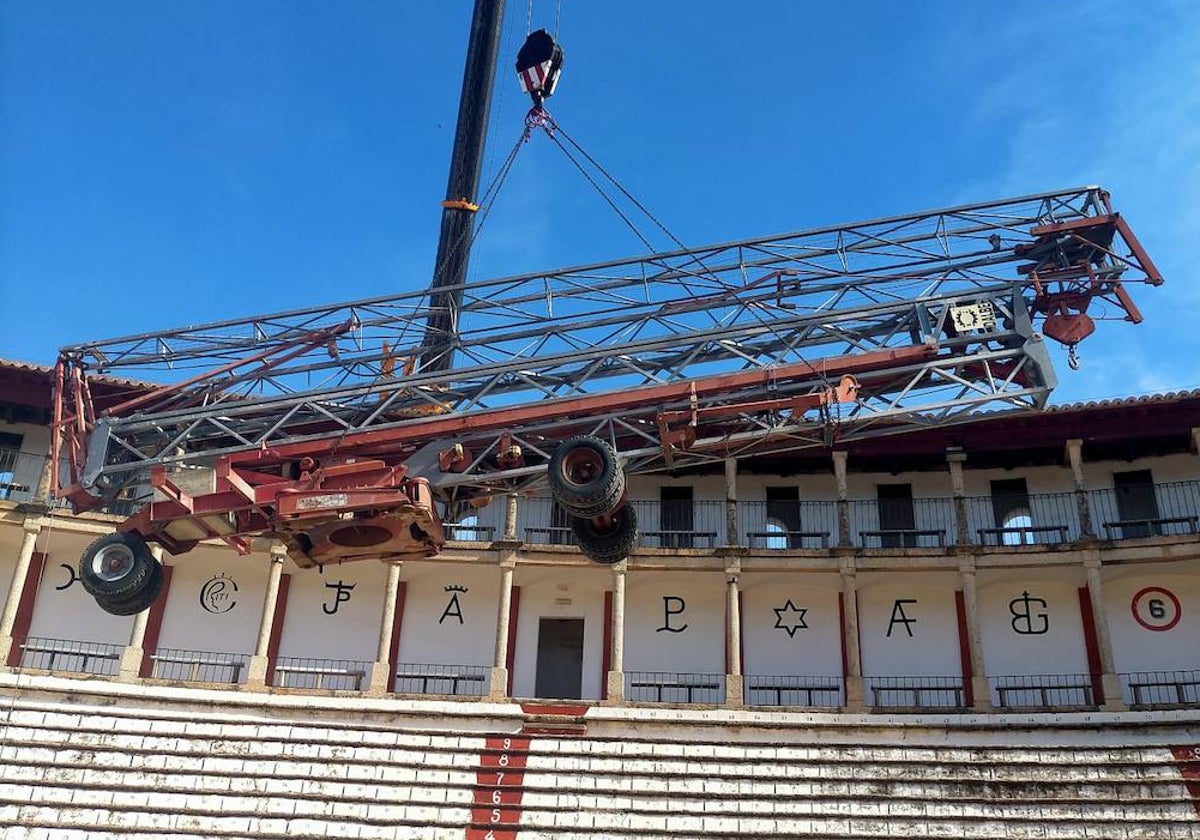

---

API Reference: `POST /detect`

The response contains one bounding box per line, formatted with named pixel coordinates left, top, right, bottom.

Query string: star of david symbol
left=773, top=599, right=808, bottom=637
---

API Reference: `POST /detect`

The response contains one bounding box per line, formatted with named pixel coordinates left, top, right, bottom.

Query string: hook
left=1067, top=345, right=1081, bottom=371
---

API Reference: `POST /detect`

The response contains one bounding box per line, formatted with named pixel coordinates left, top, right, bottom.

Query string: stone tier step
left=1, top=696, right=1197, bottom=839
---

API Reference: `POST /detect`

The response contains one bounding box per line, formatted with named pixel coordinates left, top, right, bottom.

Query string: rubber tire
left=96, top=561, right=164, bottom=616
left=572, top=505, right=639, bottom=565
left=79, top=532, right=156, bottom=601
left=548, top=435, right=625, bottom=518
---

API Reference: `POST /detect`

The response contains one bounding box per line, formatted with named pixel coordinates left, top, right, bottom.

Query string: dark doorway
left=990, top=477, right=1032, bottom=544
left=534, top=618, right=584, bottom=699
left=550, top=500, right=573, bottom=545
left=1114, top=469, right=1160, bottom=538
left=877, top=483, right=916, bottom=547
left=660, top=485, right=695, bottom=548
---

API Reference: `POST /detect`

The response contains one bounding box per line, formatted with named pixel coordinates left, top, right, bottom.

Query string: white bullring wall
left=977, top=566, right=1090, bottom=680
left=154, top=545, right=270, bottom=656
left=510, top=565, right=608, bottom=700
left=858, top=572, right=961, bottom=678
left=397, top=561, right=499, bottom=668
left=1104, top=559, right=1200, bottom=675
left=623, top=571, right=725, bottom=675
left=276, top=558, right=389, bottom=663
left=741, top=572, right=841, bottom=677
left=1084, top=452, right=1197, bottom=487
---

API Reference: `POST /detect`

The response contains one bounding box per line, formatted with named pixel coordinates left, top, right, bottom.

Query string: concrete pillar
left=0, top=521, right=41, bottom=665
left=1065, top=439, right=1094, bottom=538
left=503, top=493, right=518, bottom=542
left=246, top=543, right=288, bottom=686
left=724, top=569, right=743, bottom=707
left=833, top=450, right=851, bottom=547
left=947, top=448, right=970, bottom=546
left=724, top=458, right=739, bottom=546
left=489, top=561, right=515, bottom=700
left=958, top=559, right=992, bottom=710
left=840, top=559, right=864, bottom=710
left=0, top=520, right=40, bottom=648
left=118, top=545, right=164, bottom=681
left=1084, top=555, right=1127, bottom=711
left=1191, top=427, right=1200, bottom=455
left=606, top=562, right=627, bottom=702
left=367, top=561, right=403, bottom=695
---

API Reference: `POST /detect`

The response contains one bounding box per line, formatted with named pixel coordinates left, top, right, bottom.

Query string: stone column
left=833, top=450, right=851, bottom=547
left=503, top=493, right=519, bottom=542
left=724, top=458, right=739, bottom=547
left=246, top=542, right=288, bottom=687
left=947, top=448, right=970, bottom=546
left=367, top=561, right=403, bottom=696
left=0, top=520, right=42, bottom=667
left=118, top=545, right=164, bottom=681
left=957, top=558, right=992, bottom=710
left=1084, top=554, right=1127, bottom=711
left=1065, top=439, right=1094, bottom=538
left=606, top=562, right=627, bottom=702
left=840, top=558, right=864, bottom=710
left=489, top=559, right=515, bottom=700
left=724, top=567, right=743, bottom=707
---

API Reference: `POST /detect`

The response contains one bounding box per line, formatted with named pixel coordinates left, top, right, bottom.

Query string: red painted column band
left=386, top=580, right=408, bottom=691
left=265, top=572, right=291, bottom=686
left=837, top=592, right=848, bottom=685
left=601, top=590, right=612, bottom=700
left=1077, top=585, right=1106, bottom=706
left=505, top=585, right=520, bottom=696
left=954, top=589, right=974, bottom=707
left=138, top=564, right=175, bottom=677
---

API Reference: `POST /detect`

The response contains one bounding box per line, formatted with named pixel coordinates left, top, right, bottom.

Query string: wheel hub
left=93, top=545, right=134, bottom=581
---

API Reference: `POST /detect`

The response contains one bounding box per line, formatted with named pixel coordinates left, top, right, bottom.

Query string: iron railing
left=17, top=636, right=122, bottom=676
left=989, top=673, right=1095, bottom=709
left=848, top=498, right=957, bottom=548
left=964, top=492, right=1080, bottom=544
left=149, top=647, right=249, bottom=684
left=744, top=674, right=843, bottom=707
left=0, top=449, right=46, bottom=504
left=270, top=656, right=371, bottom=691
left=867, top=675, right=968, bottom=710
left=738, top=501, right=836, bottom=549
left=1121, top=670, right=1200, bottom=708
left=626, top=671, right=725, bottom=704
left=393, top=662, right=490, bottom=697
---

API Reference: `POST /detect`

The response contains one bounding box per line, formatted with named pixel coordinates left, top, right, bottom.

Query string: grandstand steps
left=1, top=679, right=1198, bottom=838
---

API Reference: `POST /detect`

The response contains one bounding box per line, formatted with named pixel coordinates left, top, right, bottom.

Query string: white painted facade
left=276, top=558, right=390, bottom=663
left=623, top=571, right=726, bottom=676
left=396, top=561, right=499, bottom=668
left=155, top=547, right=270, bottom=656
left=740, top=572, right=842, bottom=678
left=977, top=566, right=1090, bottom=681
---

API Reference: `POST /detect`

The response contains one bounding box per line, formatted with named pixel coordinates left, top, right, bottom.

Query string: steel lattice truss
left=55, top=186, right=1161, bottom=507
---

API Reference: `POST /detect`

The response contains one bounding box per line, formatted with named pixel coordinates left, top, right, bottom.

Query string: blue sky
left=1, top=1, right=1196, bottom=403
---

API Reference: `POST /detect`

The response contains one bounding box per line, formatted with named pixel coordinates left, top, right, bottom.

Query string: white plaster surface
left=154, top=545, right=271, bottom=656
left=510, top=565, right=608, bottom=700
left=276, top=558, right=388, bottom=662
left=397, top=561, right=500, bottom=668
left=622, top=571, right=725, bottom=675
left=740, top=572, right=841, bottom=678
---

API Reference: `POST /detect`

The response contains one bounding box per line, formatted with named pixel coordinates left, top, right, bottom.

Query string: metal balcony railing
left=270, top=656, right=371, bottom=691
left=17, top=636, right=123, bottom=676
left=0, top=449, right=46, bottom=504
left=744, top=674, right=843, bottom=707
left=626, top=671, right=725, bottom=704
left=989, top=673, right=1096, bottom=709
left=1121, top=670, right=1200, bottom=708
left=849, top=498, right=957, bottom=548
left=867, top=675, right=968, bottom=710
left=393, top=662, right=490, bottom=697
left=149, top=647, right=250, bottom=684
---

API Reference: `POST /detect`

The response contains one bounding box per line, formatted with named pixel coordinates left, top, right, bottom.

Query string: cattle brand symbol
left=656, top=596, right=688, bottom=633
left=773, top=600, right=809, bottom=637
left=1009, top=591, right=1048, bottom=635
left=1131, top=586, right=1181, bottom=632
left=200, top=573, right=238, bottom=614
left=440, top=584, right=468, bottom=625
left=323, top=580, right=356, bottom=615
left=887, top=599, right=918, bottom=638
left=56, top=563, right=79, bottom=591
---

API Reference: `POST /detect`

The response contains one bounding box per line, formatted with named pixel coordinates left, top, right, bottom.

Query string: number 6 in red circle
left=1131, top=586, right=1181, bottom=632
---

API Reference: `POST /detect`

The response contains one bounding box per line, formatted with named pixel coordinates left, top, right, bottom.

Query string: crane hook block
left=516, top=29, right=564, bottom=108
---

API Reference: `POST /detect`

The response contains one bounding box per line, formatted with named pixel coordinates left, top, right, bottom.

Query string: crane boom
left=52, top=186, right=1161, bottom=580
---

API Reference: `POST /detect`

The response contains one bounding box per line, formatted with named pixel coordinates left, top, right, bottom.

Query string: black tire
left=572, top=505, right=638, bottom=565
left=79, top=532, right=157, bottom=601
left=96, top=561, right=164, bottom=616
left=548, top=435, right=625, bottom=518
